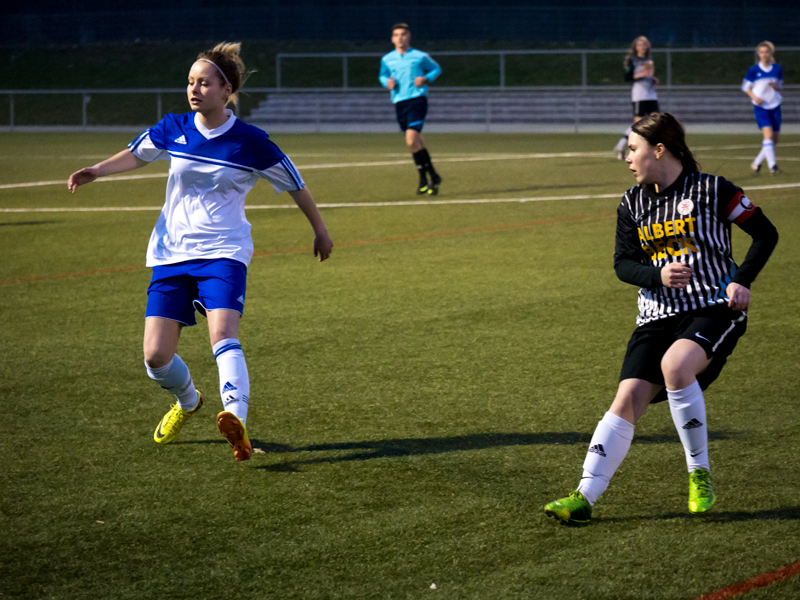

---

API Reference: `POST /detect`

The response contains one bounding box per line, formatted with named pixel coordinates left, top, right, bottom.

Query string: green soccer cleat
left=216, top=411, right=252, bottom=461
left=544, top=490, right=593, bottom=526
left=427, top=173, right=442, bottom=196
left=688, top=468, right=716, bottom=513
left=417, top=182, right=430, bottom=195
left=153, top=391, right=203, bottom=444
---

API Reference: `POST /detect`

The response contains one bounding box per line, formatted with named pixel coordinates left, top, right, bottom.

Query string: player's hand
left=661, top=263, right=693, bottom=289
left=313, top=231, right=333, bottom=262
left=414, top=76, right=427, bottom=87
left=67, top=167, right=100, bottom=193
left=652, top=76, right=660, bottom=85
left=726, top=282, right=750, bottom=311
left=388, top=78, right=397, bottom=90
left=753, top=96, right=764, bottom=105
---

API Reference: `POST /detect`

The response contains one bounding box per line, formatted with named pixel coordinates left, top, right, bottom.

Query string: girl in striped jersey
left=545, top=113, right=778, bottom=526
left=68, top=43, right=333, bottom=461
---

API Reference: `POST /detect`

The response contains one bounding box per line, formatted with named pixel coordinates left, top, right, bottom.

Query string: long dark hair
left=631, top=113, right=700, bottom=173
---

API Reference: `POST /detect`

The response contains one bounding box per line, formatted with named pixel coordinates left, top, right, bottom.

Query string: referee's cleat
left=688, top=468, right=716, bottom=514
left=153, top=391, right=203, bottom=444
left=769, top=164, right=781, bottom=175
left=216, top=411, right=252, bottom=461
left=544, top=490, right=592, bottom=526
left=427, top=173, right=442, bottom=196
left=751, top=162, right=761, bottom=175
left=417, top=181, right=430, bottom=195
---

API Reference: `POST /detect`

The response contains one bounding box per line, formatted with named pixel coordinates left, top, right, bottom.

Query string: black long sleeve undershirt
left=731, top=207, right=779, bottom=288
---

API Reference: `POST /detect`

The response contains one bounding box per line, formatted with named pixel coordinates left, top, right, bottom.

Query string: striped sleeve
left=128, top=120, right=169, bottom=162
left=256, top=156, right=305, bottom=193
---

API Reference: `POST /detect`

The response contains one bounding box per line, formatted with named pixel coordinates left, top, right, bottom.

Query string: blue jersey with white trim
left=129, top=111, right=304, bottom=267
left=379, top=48, right=441, bottom=104
left=742, top=63, right=783, bottom=110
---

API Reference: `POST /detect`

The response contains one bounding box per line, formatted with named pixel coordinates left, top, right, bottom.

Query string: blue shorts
left=395, top=96, right=428, bottom=132
left=146, top=258, right=247, bottom=326
left=754, top=105, right=781, bottom=131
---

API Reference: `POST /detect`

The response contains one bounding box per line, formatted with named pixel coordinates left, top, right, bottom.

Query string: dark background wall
left=5, top=1, right=799, bottom=47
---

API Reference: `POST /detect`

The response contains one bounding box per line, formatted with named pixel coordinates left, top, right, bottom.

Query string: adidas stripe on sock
left=577, top=411, right=635, bottom=505
left=145, top=355, right=198, bottom=410
left=667, top=380, right=709, bottom=472
left=213, top=338, right=250, bottom=426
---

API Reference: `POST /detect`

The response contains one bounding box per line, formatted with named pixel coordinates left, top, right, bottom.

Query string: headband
left=196, top=58, right=230, bottom=86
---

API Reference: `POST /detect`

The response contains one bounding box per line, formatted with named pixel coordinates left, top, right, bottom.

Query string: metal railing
left=276, top=46, right=800, bottom=89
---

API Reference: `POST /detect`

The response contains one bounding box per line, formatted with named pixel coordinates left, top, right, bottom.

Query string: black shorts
left=633, top=100, right=659, bottom=118
left=395, top=96, right=428, bottom=132
left=619, top=304, right=747, bottom=403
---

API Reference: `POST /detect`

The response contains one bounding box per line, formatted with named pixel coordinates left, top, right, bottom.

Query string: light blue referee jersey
left=379, top=48, right=442, bottom=104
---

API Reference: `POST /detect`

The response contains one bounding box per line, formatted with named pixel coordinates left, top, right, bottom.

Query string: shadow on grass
left=0, top=220, right=59, bottom=227
left=598, top=504, right=800, bottom=523
left=205, top=430, right=742, bottom=473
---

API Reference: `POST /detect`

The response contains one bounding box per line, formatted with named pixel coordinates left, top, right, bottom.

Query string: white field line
left=0, top=151, right=617, bottom=191
left=696, top=155, right=800, bottom=162
left=3, top=182, right=798, bottom=213
left=5, top=144, right=800, bottom=191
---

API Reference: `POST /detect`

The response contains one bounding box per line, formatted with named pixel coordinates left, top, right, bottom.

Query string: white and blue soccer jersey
left=129, top=110, right=304, bottom=268
left=379, top=48, right=442, bottom=104
left=742, top=63, right=783, bottom=110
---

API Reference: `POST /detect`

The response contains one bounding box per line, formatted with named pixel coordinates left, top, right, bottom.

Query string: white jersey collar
left=194, top=109, right=236, bottom=139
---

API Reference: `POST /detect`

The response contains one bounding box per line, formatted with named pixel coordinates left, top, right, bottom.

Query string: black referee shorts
left=619, top=304, right=747, bottom=403
left=633, top=100, right=659, bottom=118
left=395, top=96, right=428, bottom=132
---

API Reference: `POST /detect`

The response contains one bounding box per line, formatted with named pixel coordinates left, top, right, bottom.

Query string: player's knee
left=660, top=352, right=691, bottom=387
left=143, top=347, right=173, bottom=370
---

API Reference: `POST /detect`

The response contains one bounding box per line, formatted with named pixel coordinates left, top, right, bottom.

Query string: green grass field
left=1, top=132, right=799, bottom=599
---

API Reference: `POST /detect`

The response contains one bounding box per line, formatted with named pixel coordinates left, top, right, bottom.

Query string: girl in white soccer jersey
left=742, top=41, right=783, bottom=175
left=68, top=43, right=333, bottom=462
left=546, top=113, right=778, bottom=525
left=614, top=36, right=659, bottom=160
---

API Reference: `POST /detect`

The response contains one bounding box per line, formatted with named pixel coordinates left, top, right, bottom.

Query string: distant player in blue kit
left=68, top=42, right=333, bottom=462
left=742, top=41, right=783, bottom=175
left=380, top=23, right=443, bottom=195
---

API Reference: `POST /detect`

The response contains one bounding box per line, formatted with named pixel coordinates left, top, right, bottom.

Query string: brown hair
left=631, top=113, right=700, bottom=173
left=197, top=42, right=247, bottom=107
left=756, top=40, right=775, bottom=62
left=392, top=23, right=410, bottom=33
left=624, top=35, right=651, bottom=68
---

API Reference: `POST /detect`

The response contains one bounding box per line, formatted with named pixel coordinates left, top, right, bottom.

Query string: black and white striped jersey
left=615, top=171, right=760, bottom=325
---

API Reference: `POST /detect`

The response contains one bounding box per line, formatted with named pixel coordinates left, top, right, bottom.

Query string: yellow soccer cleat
left=153, top=392, right=203, bottom=444
left=216, top=411, right=252, bottom=461
left=688, top=468, right=716, bottom=514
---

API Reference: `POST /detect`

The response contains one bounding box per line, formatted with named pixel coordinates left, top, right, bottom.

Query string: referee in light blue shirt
left=379, top=23, right=443, bottom=195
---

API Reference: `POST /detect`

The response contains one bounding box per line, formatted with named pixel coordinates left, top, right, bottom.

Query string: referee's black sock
left=419, top=148, right=439, bottom=182
left=412, top=149, right=428, bottom=185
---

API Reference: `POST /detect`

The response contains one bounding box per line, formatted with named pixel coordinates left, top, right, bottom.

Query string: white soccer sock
left=752, top=145, right=767, bottom=167
left=145, top=355, right=198, bottom=410
left=213, top=338, right=250, bottom=426
left=614, top=136, right=628, bottom=152
left=577, top=411, right=635, bottom=505
left=667, top=380, right=709, bottom=472
left=762, top=140, right=776, bottom=169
